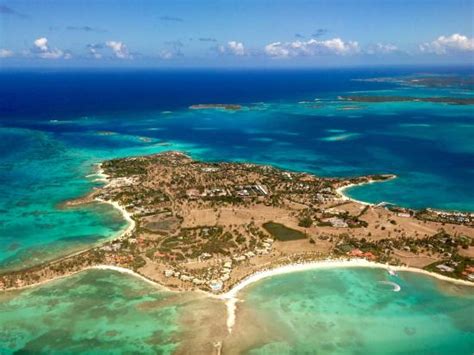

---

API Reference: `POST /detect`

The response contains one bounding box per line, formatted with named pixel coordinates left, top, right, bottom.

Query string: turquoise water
left=0, top=268, right=472, bottom=353
left=0, top=70, right=473, bottom=352
left=235, top=268, right=474, bottom=354
left=1, top=69, right=473, bottom=269
left=0, top=270, right=182, bottom=354
left=0, top=126, right=199, bottom=269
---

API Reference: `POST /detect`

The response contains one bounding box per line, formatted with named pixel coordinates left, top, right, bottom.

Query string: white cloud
left=366, top=43, right=398, bottom=55
left=89, top=47, right=102, bottom=59
left=87, top=41, right=133, bottom=59
left=0, top=49, right=14, bottom=58
left=159, top=50, right=174, bottom=59
left=34, top=37, right=48, bottom=51
left=218, top=41, right=246, bottom=56
left=105, top=41, right=131, bottom=59
left=419, top=33, right=474, bottom=54
left=264, top=38, right=360, bottom=58
left=32, top=37, right=67, bottom=59
left=159, top=40, right=184, bottom=59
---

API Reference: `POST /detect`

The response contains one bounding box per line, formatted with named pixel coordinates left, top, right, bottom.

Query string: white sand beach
left=218, top=258, right=474, bottom=334
left=335, top=175, right=397, bottom=206
left=90, top=265, right=170, bottom=289
left=94, top=197, right=136, bottom=239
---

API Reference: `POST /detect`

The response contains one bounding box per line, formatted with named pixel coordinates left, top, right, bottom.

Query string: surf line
left=378, top=280, right=401, bottom=292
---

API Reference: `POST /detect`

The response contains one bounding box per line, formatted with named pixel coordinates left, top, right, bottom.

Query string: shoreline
left=89, top=265, right=171, bottom=290
left=2, top=256, right=472, bottom=335
left=335, top=175, right=397, bottom=206
left=220, top=259, right=474, bottom=302
left=94, top=197, right=136, bottom=240
left=6, top=257, right=473, bottom=294
left=2, top=153, right=473, bottom=338
left=0, top=164, right=137, bottom=290
left=87, top=162, right=136, bottom=242
left=216, top=258, right=474, bottom=333
left=0, top=264, right=170, bottom=294
left=92, top=162, right=136, bottom=240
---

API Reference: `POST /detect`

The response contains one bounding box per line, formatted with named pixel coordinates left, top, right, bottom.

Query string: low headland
left=341, top=95, right=474, bottom=105
left=1, top=151, right=473, bottom=296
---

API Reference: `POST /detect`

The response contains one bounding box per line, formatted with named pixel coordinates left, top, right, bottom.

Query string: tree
left=298, top=216, right=313, bottom=228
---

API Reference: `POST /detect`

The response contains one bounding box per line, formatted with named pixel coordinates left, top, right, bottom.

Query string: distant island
left=354, top=75, right=474, bottom=89
left=1, top=151, right=473, bottom=293
left=189, top=104, right=242, bottom=110
left=341, top=96, right=474, bottom=105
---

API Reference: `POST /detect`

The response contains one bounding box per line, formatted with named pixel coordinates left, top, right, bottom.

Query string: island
left=1, top=151, right=473, bottom=293
left=189, top=104, right=242, bottom=111
left=354, top=75, right=474, bottom=89
left=341, top=96, right=474, bottom=105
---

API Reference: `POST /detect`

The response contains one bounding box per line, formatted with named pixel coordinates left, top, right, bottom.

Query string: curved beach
left=218, top=258, right=474, bottom=333
left=335, top=175, right=397, bottom=206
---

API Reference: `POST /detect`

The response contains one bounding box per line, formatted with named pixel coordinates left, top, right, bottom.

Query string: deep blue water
left=0, top=67, right=473, bottom=269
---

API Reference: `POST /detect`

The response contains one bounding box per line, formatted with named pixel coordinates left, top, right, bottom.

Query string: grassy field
left=262, top=222, right=306, bottom=241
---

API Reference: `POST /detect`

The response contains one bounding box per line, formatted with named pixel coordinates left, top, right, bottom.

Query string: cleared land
left=1, top=151, right=473, bottom=293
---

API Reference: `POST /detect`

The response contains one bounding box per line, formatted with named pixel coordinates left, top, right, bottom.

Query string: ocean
left=1, top=67, right=473, bottom=269
left=0, top=268, right=472, bottom=353
left=0, top=67, right=473, bottom=352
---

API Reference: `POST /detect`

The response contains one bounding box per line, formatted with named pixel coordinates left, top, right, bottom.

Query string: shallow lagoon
left=228, top=267, right=474, bottom=354
left=0, top=270, right=182, bottom=354
left=0, top=268, right=472, bottom=354
left=0, top=69, right=473, bottom=271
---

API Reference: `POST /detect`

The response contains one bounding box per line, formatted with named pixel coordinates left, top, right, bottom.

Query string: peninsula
left=1, top=152, right=473, bottom=293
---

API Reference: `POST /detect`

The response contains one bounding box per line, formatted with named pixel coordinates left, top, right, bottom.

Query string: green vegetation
left=298, top=216, right=313, bottom=228
left=425, top=256, right=474, bottom=279
left=102, top=158, right=149, bottom=176
left=263, top=222, right=306, bottom=241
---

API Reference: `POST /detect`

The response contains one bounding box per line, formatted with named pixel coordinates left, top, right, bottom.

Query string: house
left=186, top=189, right=201, bottom=199
left=347, top=248, right=376, bottom=261
left=200, top=253, right=212, bottom=260
left=244, top=251, right=256, bottom=258
left=436, top=264, right=455, bottom=273
left=164, top=270, right=175, bottom=277
left=464, top=266, right=474, bottom=273
left=193, top=278, right=205, bottom=285
left=209, top=280, right=223, bottom=292
left=327, top=217, right=348, bottom=228
left=154, top=251, right=166, bottom=258
left=180, top=275, right=193, bottom=282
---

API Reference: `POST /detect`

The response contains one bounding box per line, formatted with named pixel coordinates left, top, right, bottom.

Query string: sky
left=0, top=0, right=473, bottom=67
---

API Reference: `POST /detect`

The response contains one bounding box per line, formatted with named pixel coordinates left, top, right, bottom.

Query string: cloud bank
left=105, top=41, right=131, bottom=59
left=31, top=37, right=70, bottom=59
left=264, top=38, right=359, bottom=57
left=419, top=33, right=474, bottom=54
left=159, top=40, right=184, bottom=59
left=366, top=43, right=399, bottom=55
left=218, top=41, right=246, bottom=56
left=0, top=49, right=14, bottom=58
